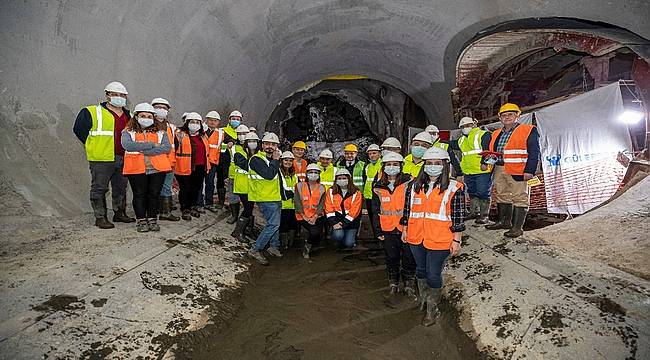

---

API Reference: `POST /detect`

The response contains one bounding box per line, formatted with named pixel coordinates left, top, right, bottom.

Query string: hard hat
left=381, top=137, right=401, bottom=149
left=235, top=124, right=250, bottom=133
left=459, top=117, right=476, bottom=127
left=293, top=141, right=307, bottom=150
left=249, top=127, right=257, bottom=132
left=412, top=131, right=434, bottom=144
left=306, top=163, right=321, bottom=172
left=185, top=112, right=202, bottom=121
left=151, top=97, right=170, bottom=107
left=422, top=146, right=450, bottom=161
left=382, top=151, right=404, bottom=162
left=104, top=81, right=128, bottom=95
left=205, top=111, right=221, bottom=120
left=245, top=132, right=259, bottom=141
left=425, top=125, right=439, bottom=133
left=366, top=144, right=381, bottom=152
left=133, top=103, right=156, bottom=114
left=335, top=168, right=351, bottom=177
left=229, top=110, right=243, bottom=118
left=318, top=149, right=333, bottom=159
left=344, top=144, right=358, bottom=152
left=261, top=132, right=280, bottom=144
left=281, top=151, right=295, bottom=159
left=498, top=103, right=521, bottom=115
left=181, top=112, right=189, bottom=119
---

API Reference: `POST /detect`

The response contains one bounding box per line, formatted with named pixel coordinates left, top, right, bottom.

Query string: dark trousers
left=238, top=193, right=255, bottom=218
left=383, top=233, right=416, bottom=282
left=127, top=172, right=166, bottom=219
left=301, top=218, right=324, bottom=246
left=409, top=244, right=450, bottom=289
left=175, top=166, right=205, bottom=211
left=203, top=162, right=227, bottom=205
left=89, top=155, right=128, bottom=218
left=280, top=209, right=299, bottom=233
left=365, top=199, right=377, bottom=238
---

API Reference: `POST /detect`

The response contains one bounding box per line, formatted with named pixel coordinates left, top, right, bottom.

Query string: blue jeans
left=464, top=172, right=492, bottom=200
left=409, top=244, right=450, bottom=289
left=255, top=201, right=282, bottom=251
left=331, top=228, right=357, bottom=248
left=160, top=172, right=174, bottom=197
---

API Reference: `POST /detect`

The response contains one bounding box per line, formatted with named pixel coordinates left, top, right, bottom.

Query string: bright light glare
left=618, top=110, right=644, bottom=124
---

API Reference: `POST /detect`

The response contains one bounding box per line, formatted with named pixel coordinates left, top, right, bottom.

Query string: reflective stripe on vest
left=247, top=152, right=281, bottom=202
left=85, top=104, right=116, bottom=161
left=363, top=159, right=382, bottom=199
left=326, top=189, right=358, bottom=221
left=295, top=182, right=325, bottom=220
left=232, top=145, right=249, bottom=194
left=408, top=181, right=456, bottom=221
left=488, top=124, right=534, bottom=175
left=459, top=128, right=489, bottom=174
left=123, top=130, right=171, bottom=175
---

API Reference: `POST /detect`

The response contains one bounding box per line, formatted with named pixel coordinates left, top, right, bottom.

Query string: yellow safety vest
left=459, top=127, right=489, bottom=175
left=248, top=152, right=281, bottom=202
left=232, top=145, right=249, bottom=194
left=281, top=173, right=298, bottom=209
left=318, top=162, right=335, bottom=188
left=402, top=154, right=423, bottom=178
left=363, top=159, right=382, bottom=199
left=84, top=104, right=116, bottom=161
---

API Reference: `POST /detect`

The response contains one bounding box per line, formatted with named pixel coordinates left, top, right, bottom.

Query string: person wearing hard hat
left=371, top=151, right=417, bottom=299
left=325, top=168, right=363, bottom=249
left=381, top=137, right=402, bottom=156
left=425, top=124, right=463, bottom=178
left=121, top=103, right=172, bottom=232
left=249, top=127, right=257, bottom=134
left=174, top=112, right=210, bottom=220
left=317, top=149, right=336, bottom=188
left=279, top=151, right=299, bottom=250
left=248, top=132, right=283, bottom=265
left=292, top=141, right=308, bottom=182
left=448, top=116, right=493, bottom=224
left=151, top=98, right=180, bottom=222
left=294, top=163, right=327, bottom=259
left=73, top=81, right=135, bottom=228
left=402, top=146, right=466, bottom=326
left=402, top=131, right=434, bottom=178
left=336, top=143, right=366, bottom=188
left=202, top=111, right=227, bottom=212
left=363, top=144, right=383, bottom=239
left=225, top=124, right=250, bottom=224
left=220, top=111, right=242, bottom=210
left=230, top=130, right=259, bottom=243
left=485, top=103, right=540, bottom=238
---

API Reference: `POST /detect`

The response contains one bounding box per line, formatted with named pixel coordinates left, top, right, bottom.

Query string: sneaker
left=181, top=210, right=192, bottom=221
left=189, top=208, right=201, bottom=218
left=248, top=249, right=269, bottom=265
left=136, top=219, right=149, bottom=232
left=147, top=218, right=160, bottom=232
left=267, top=247, right=283, bottom=258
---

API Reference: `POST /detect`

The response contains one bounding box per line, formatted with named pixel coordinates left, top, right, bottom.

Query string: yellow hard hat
left=498, top=103, right=521, bottom=115
left=292, top=141, right=307, bottom=150
left=344, top=144, right=358, bottom=152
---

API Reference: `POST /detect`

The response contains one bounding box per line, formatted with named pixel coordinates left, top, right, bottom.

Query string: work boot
left=181, top=209, right=192, bottom=221
left=244, top=215, right=257, bottom=243
left=113, top=209, right=135, bottom=223
left=417, top=278, right=428, bottom=311
left=189, top=207, right=201, bottom=218
left=248, top=249, right=269, bottom=266
left=303, top=243, right=312, bottom=259
left=231, top=217, right=250, bottom=243
left=159, top=197, right=180, bottom=221
left=226, top=203, right=240, bottom=224
left=216, top=189, right=226, bottom=209
left=485, top=203, right=513, bottom=230
left=403, top=278, right=418, bottom=301
left=204, top=204, right=219, bottom=213
left=466, top=197, right=480, bottom=220
left=95, top=217, right=115, bottom=229
left=422, top=288, right=442, bottom=326
left=475, top=199, right=491, bottom=224
left=280, top=233, right=289, bottom=250
left=147, top=218, right=160, bottom=232
left=287, top=230, right=297, bottom=248
left=136, top=219, right=149, bottom=233
left=504, top=206, right=528, bottom=238
left=193, top=206, right=206, bottom=214
left=91, top=198, right=114, bottom=229
left=267, top=247, right=283, bottom=258
left=388, top=280, right=399, bottom=295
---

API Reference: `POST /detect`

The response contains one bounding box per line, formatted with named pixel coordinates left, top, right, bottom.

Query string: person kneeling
left=325, top=169, right=363, bottom=249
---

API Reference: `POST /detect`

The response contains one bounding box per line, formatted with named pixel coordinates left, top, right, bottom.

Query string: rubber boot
left=475, top=199, right=491, bottom=225
left=422, top=288, right=442, bottom=326
left=403, top=278, right=418, bottom=302
left=113, top=209, right=135, bottom=223
left=231, top=217, right=250, bottom=243
left=280, top=233, right=289, bottom=250
left=216, top=189, right=226, bottom=209
left=227, top=203, right=240, bottom=224
left=92, top=199, right=114, bottom=229
left=485, top=203, right=513, bottom=230
left=244, top=215, right=256, bottom=243
left=287, top=230, right=297, bottom=248
left=417, top=278, right=428, bottom=311
left=159, top=197, right=180, bottom=221
left=466, top=197, right=480, bottom=220
left=504, top=206, right=528, bottom=238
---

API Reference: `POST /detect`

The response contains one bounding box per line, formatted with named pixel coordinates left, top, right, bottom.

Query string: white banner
left=536, top=82, right=632, bottom=214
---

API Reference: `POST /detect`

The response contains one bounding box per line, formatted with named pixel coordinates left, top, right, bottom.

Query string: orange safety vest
left=406, top=180, right=463, bottom=250
left=166, top=124, right=176, bottom=167
left=324, top=188, right=362, bottom=223
left=207, top=128, right=224, bottom=165
left=489, top=124, right=534, bottom=175
left=293, top=158, right=308, bottom=182
left=295, top=182, right=325, bottom=221
left=122, top=130, right=172, bottom=175
left=174, top=133, right=210, bottom=175
left=376, top=181, right=409, bottom=234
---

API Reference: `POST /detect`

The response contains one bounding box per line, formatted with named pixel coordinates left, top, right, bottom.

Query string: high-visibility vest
left=406, top=180, right=463, bottom=250
left=165, top=123, right=176, bottom=167
left=122, top=130, right=172, bottom=175
left=402, top=154, right=423, bottom=178
left=220, top=125, right=237, bottom=152
left=337, top=161, right=366, bottom=187
left=281, top=173, right=298, bottom=209
left=295, top=182, right=325, bottom=221
left=433, top=140, right=449, bottom=151
left=318, top=162, right=335, bottom=188
left=293, top=158, right=308, bottom=182
left=377, top=180, right=410, bottom=233
left=363, top=159, right=382, bottom=199
left=174, top=133, right=210, bottom=175
left=324, top=188, right=362, bottom=224
left=207, top=128, right=224, bottom=165
left=459, top=127, right=490, bottom=175
left=232, top=145, right=249, bottom=195
left=489, top=124, right=534, bottom=175
left=248, top=152, right=281, bottom=202
left=84, top=104, right=116, bottom=162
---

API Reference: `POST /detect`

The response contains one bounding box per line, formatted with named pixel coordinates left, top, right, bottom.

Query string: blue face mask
left=230, top=120, right=241, bottom=128
left=109, top=96, right=126, bottom=108
left=411, top=145, right=426, bottom=158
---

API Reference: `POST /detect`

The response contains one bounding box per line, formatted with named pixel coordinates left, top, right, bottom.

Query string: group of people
left=73, top=81, right=540, bottom=327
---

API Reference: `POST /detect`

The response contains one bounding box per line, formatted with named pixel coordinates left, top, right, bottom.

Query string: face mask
left=137, top=117, right=154, bottom=128
left=370, top=158, right=378, bottom=164
left=307, top=173, right=319, bottom=182
left=411, top=145, right=426, bottom=158
left=461, top=128, right=472, bottom=136
left=230, top=120, right=241, bottom=128
left=336, top=179, right=348, bottom=188
left=248, top=142, right=258, bottom=150
left=424, top=164, right=444, bottom=177
left=384, top=165, right=400, bottom=176
left=155, top=108, right=168, bottom=120
left=237, top=134, right=246, bottom=142
left=188, top=123, right=201, bottom=133
left=109, top=96, right=126, bottom=107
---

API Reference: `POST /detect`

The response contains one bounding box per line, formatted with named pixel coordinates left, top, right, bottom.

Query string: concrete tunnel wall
left=0, top=0, right=649, bottom=217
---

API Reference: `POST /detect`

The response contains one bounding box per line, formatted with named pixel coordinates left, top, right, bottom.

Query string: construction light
left=618, top=110, right=644, bottom=124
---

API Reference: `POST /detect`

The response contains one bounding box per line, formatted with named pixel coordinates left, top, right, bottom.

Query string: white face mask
left=137, top=117, right=154, bottom=128
left=188, top=123, right=201, bottom=133
left=336, top=179, right=348, bottom=188
left=306, top=173, right=319, bottom=182
left=461, top=128, right=472, bottom=136
left=384, top=165, right=400, bottom=176
left=109, top=96, right=126, bottom=108
left=154, top=108, right=168, bottom=120
left=248, top=142, right=258, bottom=150
left=424, top=164, right=444, bottom=177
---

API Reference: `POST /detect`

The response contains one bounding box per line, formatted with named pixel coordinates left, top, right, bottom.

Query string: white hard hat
left=151, top=97, right=170, bottom=107
left=249, top=127, right=257, bottom=132
left=422, top=146, right=450, bottom=161
left=412, top=131, right=434, bottom=144
left=335, top=168, right=351, bottom=177
left=319, top=149, right=333, bottom=159
left=261, top=132, right=280, bottom=144
left=459, top=117, right=476, bottom=127
left=382, top=151, right=404, bottom=163
left=281, top=151, right=295, bottom=159
left=244, top=132, right=259, bottom=141
left=185, top=112, right=202, bottom=121
left=366, top=144, right=381, bottom=152
left=133, top=103, right=156, bottom=114
left=229, top=110, right=242, bottom=118
left=206, top=111, right=221, bottom=120
left=306, top=163, right=321, bottom=172
left=425, top=125, right=439, bottom=133
left=235, top=124, right=250, bottom=133
left=381, top=137, right=401, bottom=149
left=181, top=112, right=189, bottom=119
left=104, top=81, right=128, bottom=95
